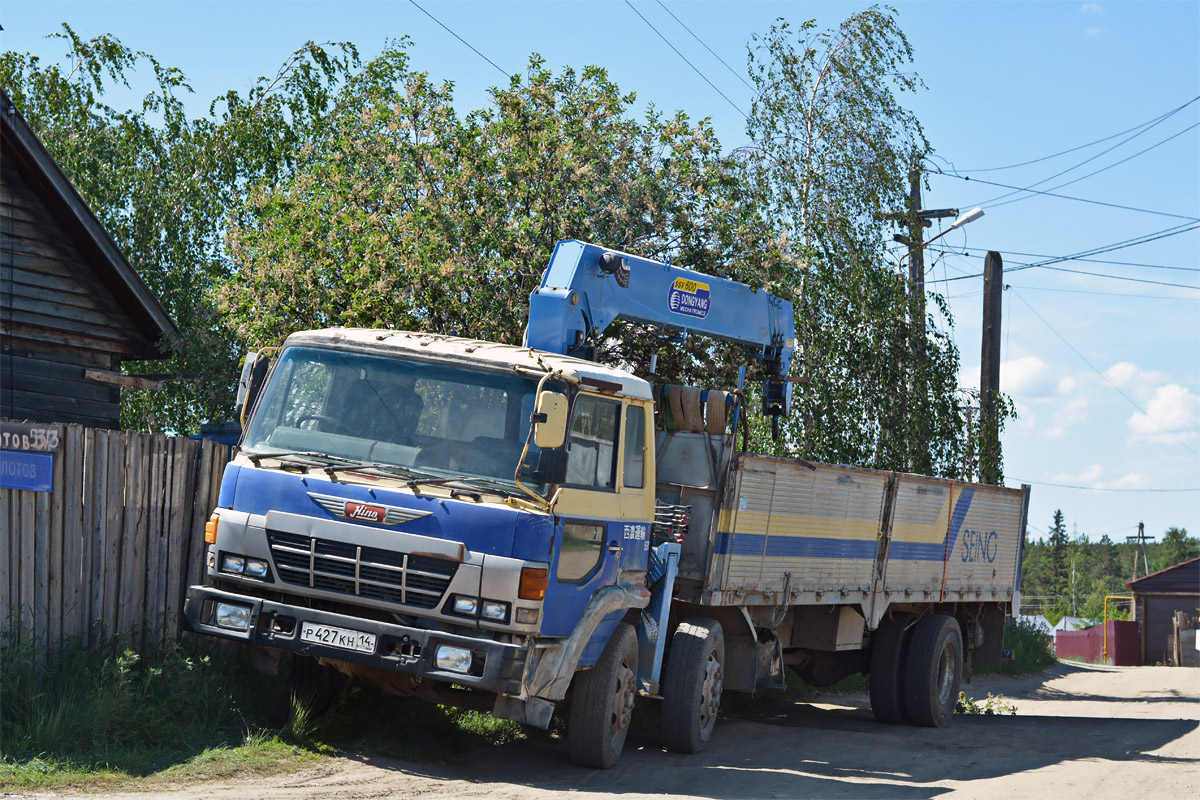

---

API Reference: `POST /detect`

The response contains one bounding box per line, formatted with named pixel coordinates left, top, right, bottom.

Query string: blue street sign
left=0, top=450, right=54, bottom=492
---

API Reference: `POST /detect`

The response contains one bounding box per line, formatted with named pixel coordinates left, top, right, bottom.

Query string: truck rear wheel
left=868, top=614, right=912, bottom=725
left=660, top=617, right=725, bottom=753
left=567, top=622, right=638, bottom=769
left=903, top=614, right=962, bottom=727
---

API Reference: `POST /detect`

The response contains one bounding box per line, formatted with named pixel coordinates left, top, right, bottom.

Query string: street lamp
left=896, top=206, right=985, bottom=264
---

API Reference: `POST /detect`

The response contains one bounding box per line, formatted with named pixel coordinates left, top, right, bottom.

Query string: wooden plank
left=0, top=490, right=11, bottom=637
left=8, top=389, right=121, bottom=427
left=9, top=368, right=119, bottom=403
left=124, top=433, right=150, bottom=649
left=46, top=430, right=66, bottom=653
left=33, top=479, right=51, bottom=652
left=185, top=441, right=216, bottom=593
left=102, top=430, right=126, bottom=642
left=79, top=426, right=97, bottom=644
left=62, top=424, right=85, bottom=643
left=164, top=438, right=195, bottom=643
left=143, top=434, right=165, bottom=648
left=6, top=341, right=119, bottom=369
left=84, top=369, right=164, bottom=392
left=17, top=491, right=35, bottom=645
left=1, top=319, right=144, bottom=358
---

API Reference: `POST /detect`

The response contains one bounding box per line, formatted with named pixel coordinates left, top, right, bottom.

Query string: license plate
left=300, top=622, right=377, bottom=654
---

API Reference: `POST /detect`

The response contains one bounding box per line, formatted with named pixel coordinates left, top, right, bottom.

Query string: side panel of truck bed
left=703, top=455, right=1027, bottom=619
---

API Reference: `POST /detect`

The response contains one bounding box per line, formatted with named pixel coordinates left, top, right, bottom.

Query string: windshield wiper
left=244, top=450, right=359, bottom=468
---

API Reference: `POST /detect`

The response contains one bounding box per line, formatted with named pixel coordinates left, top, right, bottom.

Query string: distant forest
left=1020, top=509, right=1197, bottom=624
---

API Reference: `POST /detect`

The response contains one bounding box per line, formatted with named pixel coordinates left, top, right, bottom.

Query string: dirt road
left=37, top=661, right=1200, bottom=799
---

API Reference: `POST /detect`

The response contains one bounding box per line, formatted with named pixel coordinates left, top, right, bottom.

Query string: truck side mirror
left=532, top=391, right=568, bottom=449
left=236, top=351, right=271, bottom=425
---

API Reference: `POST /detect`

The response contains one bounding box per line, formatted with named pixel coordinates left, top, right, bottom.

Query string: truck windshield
left=242, top=346, right=545, bottom=492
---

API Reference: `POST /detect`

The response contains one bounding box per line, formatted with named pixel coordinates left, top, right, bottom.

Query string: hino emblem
left=307, top=492, right=432, bottom=526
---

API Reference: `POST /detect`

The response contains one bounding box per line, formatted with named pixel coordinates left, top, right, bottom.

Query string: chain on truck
left=184, top=240, right=1031, bottom=768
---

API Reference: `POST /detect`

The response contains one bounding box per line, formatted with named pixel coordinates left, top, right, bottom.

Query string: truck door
left=540, top=393, right=646, bottom=654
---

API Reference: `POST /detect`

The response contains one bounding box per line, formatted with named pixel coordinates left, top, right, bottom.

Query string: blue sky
left=3, top=1, right=1197, bottom=543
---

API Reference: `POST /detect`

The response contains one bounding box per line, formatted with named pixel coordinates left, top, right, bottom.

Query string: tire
left=567, top=622, right=639, bottom=769
left=903, top=614, right=963, bottom=727
left=660, top=617, right=725, bottom=753
left=868, top=615, right=912, bottom=724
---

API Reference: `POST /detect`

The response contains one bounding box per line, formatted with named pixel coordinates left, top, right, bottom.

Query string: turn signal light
left=204, top=513, right=219, bottom=544
left=518, top=566, right=548, bottom=601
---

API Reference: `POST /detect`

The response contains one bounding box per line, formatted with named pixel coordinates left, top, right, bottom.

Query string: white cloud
left=1050, top=464, right=1105, bottom=485
left=1080, top=2, right=1104, bottom=14
left=1099, top=473, right=1150, bottom=490
left=1127, top=384, right=1200, bottom=444
left=1002, top=356, right=1052, bottom=396
left=1104, top=362, right=1167, bottom=401
left=1043, top=396, right=1090, bottom=439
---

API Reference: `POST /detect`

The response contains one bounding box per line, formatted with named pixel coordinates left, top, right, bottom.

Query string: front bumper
left=183, top=585, right=527, bottom=695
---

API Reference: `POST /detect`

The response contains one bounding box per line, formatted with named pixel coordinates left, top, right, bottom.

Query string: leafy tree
left=0, top=25, right=362, bottom=432
left=222, top=50, right=784, bottom=392
left=1047, top=510, right=1068, bottom=597
left=1152, top=526, right=1198, bottom=572
left=738, top=6, right=993, bottom=476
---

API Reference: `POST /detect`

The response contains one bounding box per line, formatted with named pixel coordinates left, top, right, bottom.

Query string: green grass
left=0, top=628, right=574, bottom=793
left=0, top=632, right=317, bottom=791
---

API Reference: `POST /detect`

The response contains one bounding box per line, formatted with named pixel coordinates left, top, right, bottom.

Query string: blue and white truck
left=184, top=240, right=1030, bottom=768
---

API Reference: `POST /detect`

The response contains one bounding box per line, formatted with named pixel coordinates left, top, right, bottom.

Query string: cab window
left=565, top=394, right=619, bottom=490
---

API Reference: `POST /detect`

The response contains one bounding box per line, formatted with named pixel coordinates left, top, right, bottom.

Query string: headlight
left=435, top=645, right=473, bottom=674
left=452, top=596, right=478, bottom=616
left=214, top=602, right=252, bottom=631
left=244, top=558, right=269, bottom=578
left=220, top=554, right=245, bottom=574
left=481, top=601, right=509, bottom=623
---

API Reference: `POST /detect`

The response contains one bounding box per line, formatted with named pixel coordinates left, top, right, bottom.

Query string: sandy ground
left=23, top=661, right=1200, bottom=800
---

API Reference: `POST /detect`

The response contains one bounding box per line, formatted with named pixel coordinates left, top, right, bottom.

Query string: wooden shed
left=1126, top=557, right=1200, bottom=666
left=1, top=87, right=179, bottom=429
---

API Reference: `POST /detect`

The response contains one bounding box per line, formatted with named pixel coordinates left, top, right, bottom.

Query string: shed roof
left=1126, top=557, right=1200, bottom=595
left=0, top=87, right=180, bottom=354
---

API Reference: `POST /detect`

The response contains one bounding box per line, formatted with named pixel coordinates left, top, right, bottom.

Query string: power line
left=946, top=245, right=1198, bottom=273
left=1006, top=284, right=1200, bottom=301
left=1010, top=478, right=1199, bottom=493
left=984, top=122, right=1200, bottom=211
left=623, top=0, right=747, bottom=118
left=935, top=172, right=1199, bottom=221
left=960, top=103, right=1196, bottom=207
left=952, top=95, right=1200, bottom=173
left=1027, top=265, right=1198, bottom=290
left=406, top=0, right=511, bottom=80
left=656, top=1, right=754, bottom=90
left=1009, top=288, right=1199, bottom=458
left=937, top=221, right=1200, bottom=283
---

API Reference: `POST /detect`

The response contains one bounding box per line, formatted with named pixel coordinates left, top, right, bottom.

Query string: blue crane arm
left=523, top=240, right=795, bottom=414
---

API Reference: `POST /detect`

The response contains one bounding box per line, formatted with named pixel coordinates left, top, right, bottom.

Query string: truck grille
left=266, top=530, right=457, bottom=610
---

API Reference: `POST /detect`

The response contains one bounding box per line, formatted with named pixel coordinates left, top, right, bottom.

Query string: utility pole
left=1127, top=521, right=1155, bottom=580
left=907, top=167, right=926, bottom=344
left=980, top=251, right=1003, bottom=485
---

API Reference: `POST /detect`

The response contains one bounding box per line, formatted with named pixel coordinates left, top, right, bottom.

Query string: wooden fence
left=1, top=423, right=232, bottom=653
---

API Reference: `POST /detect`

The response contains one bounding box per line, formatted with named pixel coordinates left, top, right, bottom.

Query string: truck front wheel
left=660, top=617, right=725, bottom=753
left=567, top=622, right=638, bottom=769
left=903, top=614, right=962, bottom=727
